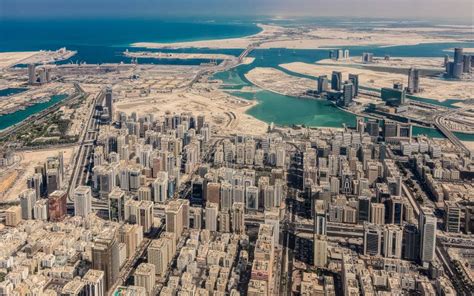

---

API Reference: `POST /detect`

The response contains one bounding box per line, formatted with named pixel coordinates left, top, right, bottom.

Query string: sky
left=1, top=0, right=473, bottom=21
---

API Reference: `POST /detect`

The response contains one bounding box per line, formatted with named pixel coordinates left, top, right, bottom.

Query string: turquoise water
left=1, top=18, right=472, bottom=140
left=0, top=94, right=67, bottom=130
left=0, top=88, right=28, bottom=97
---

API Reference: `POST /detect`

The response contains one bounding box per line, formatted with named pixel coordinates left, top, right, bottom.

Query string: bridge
left=434, top=115, right=471, bottom=155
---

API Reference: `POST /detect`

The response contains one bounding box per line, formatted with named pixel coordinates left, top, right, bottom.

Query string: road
left=434, top=114, right=470, bottom=155
left=67, top=90, right=104, bottom=202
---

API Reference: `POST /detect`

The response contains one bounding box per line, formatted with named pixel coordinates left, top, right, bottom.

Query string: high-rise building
left=317, top=75, right=329, bottom=94
left=74, top=186, right=92, bottom=217
left=220, top=182, right=233, bottom=211
left=314, top=200, right=327, bottom=235
left=152, top=172, right=168, bottom=203
left=341, top=82, right=353, bottom=107
left=383, top=224, right=403, bottom=259
left=348, top=74, right=359, bottom=97
left=148, top=237, right=175, bottom=276
left=19, top=189, right=36, bottom=220
left=465, top=206, right=474, bottom=234
left=83, top=269, right=105, bottom=296
left=231, top=202, right=245, bottom=234
left=5, top=206, right=22, bottom=227
left=403, top=223, right=419, bottom=261
left=419, top=209, right=437, bottom=267
left=444, top=201, right=460, bottom=233
left=245, top=185, right=259, bottom=210
left=407, top=67, right=420, bottom=94
left=331, top=71, right=342, bottom=91
left=313, top=235, right=328, bottom=268
left=364, top=223, right=382, bottom=256
left=134, top=263, right=156, bottom=296
left=109, top=188, right=125, bottom=222
left=358, top=196, right=371, bottom=223
left=205, top=202, right=218, bottom=232
left=48, top=190, right=67, bottom=222
left=206, top=182, right=221, bottom=204
left=265, top=209, right=280, bottom=246
left=92, top=229, right=120, bottom=292
left=165, top=200, right=184, bottom=240
left=381, top=87, right=406, bottom=106
left=370, top=203, right=385, bottom=225
left=27, top=64, right=36, bottom=85
left=105, top=87, right=114, bottom=122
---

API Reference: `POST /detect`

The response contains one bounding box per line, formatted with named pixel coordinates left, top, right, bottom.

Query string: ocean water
left=1, top=18, right=473, bottom=140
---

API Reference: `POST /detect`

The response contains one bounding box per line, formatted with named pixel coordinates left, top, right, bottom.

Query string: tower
left=74, top=185, right=92, bottom=218
left=105, top=87, right=114, bottom=122
left=407, top=67, right=420, bottom=94
left=419, top=209, right=437, bottom=267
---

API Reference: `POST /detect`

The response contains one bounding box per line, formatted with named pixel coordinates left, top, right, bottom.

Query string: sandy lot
left=281, top=62, right=474, bottom=102
left=0, top=51, right=39, bottom=70
left=245, top=67, right=315, bottom=96
left=2, top=147, right=76, bottom=200
left=115, top=88, right=268, bottom=136
left=320, top=57, right=445, bottom=71
left=133, top=23, right=469, bottom=51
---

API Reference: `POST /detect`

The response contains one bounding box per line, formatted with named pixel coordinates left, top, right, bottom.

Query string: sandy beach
left=281, top=62, right=474, bottom=102
left=132, top=24, right=283, bottom=49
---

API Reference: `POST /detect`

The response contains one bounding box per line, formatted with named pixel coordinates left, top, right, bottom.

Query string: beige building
left=134, top=263, right=156, bottom=295
left=5, top=206, right=22, bottom=227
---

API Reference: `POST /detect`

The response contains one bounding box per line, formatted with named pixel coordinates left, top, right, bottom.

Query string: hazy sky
left=1, top=0, right=473, bottom=21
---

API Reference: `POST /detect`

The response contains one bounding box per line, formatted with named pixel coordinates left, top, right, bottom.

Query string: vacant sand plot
left=281, top=62, right=474, bottom=101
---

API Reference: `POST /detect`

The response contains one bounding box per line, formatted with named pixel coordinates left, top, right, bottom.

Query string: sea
left=0, top=17, right=473, bottom=140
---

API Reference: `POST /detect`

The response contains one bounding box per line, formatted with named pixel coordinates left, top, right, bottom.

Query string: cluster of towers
left=27, top=64, right=52, bottom=85
left=445, top=47, right=472, bottom=79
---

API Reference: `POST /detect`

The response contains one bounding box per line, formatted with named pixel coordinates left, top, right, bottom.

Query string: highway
left=67, top=90, right=104, bottom=202
left=434, top=114, right=470, bottom=155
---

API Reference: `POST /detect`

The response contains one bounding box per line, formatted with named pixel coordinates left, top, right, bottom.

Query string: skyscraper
left=105, top=87, right=114, bottom=122
left=74, top=186, right=92, bottom=218
left=364, top=223, right=382, bottom=256
left=19, top=189, right=36, bottom=220
left=331, top=71, right=342, bottom=91
left=407, top=67, right=420, bottom=94
left=444, top=201, right=460, bottom=233
left=231, top=202, right=245, bottom=234
left=205, top=202, right=218, bottom=232
left=317, top=75, right=329, bottom=94
left=48, top=190, right=67, bottom=222
left=348, top=74, right=359, bottom=96
left=341, top=82, right=353, bottom=107
left=27, top=64, right=36, bottom=85
left=419, top=210, right=437, bottom=267
left=358, top=196, right=371, bottom=223
left=383, top=224, right=403, bottom=259
left=92, top=229, right=120, bottom=293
